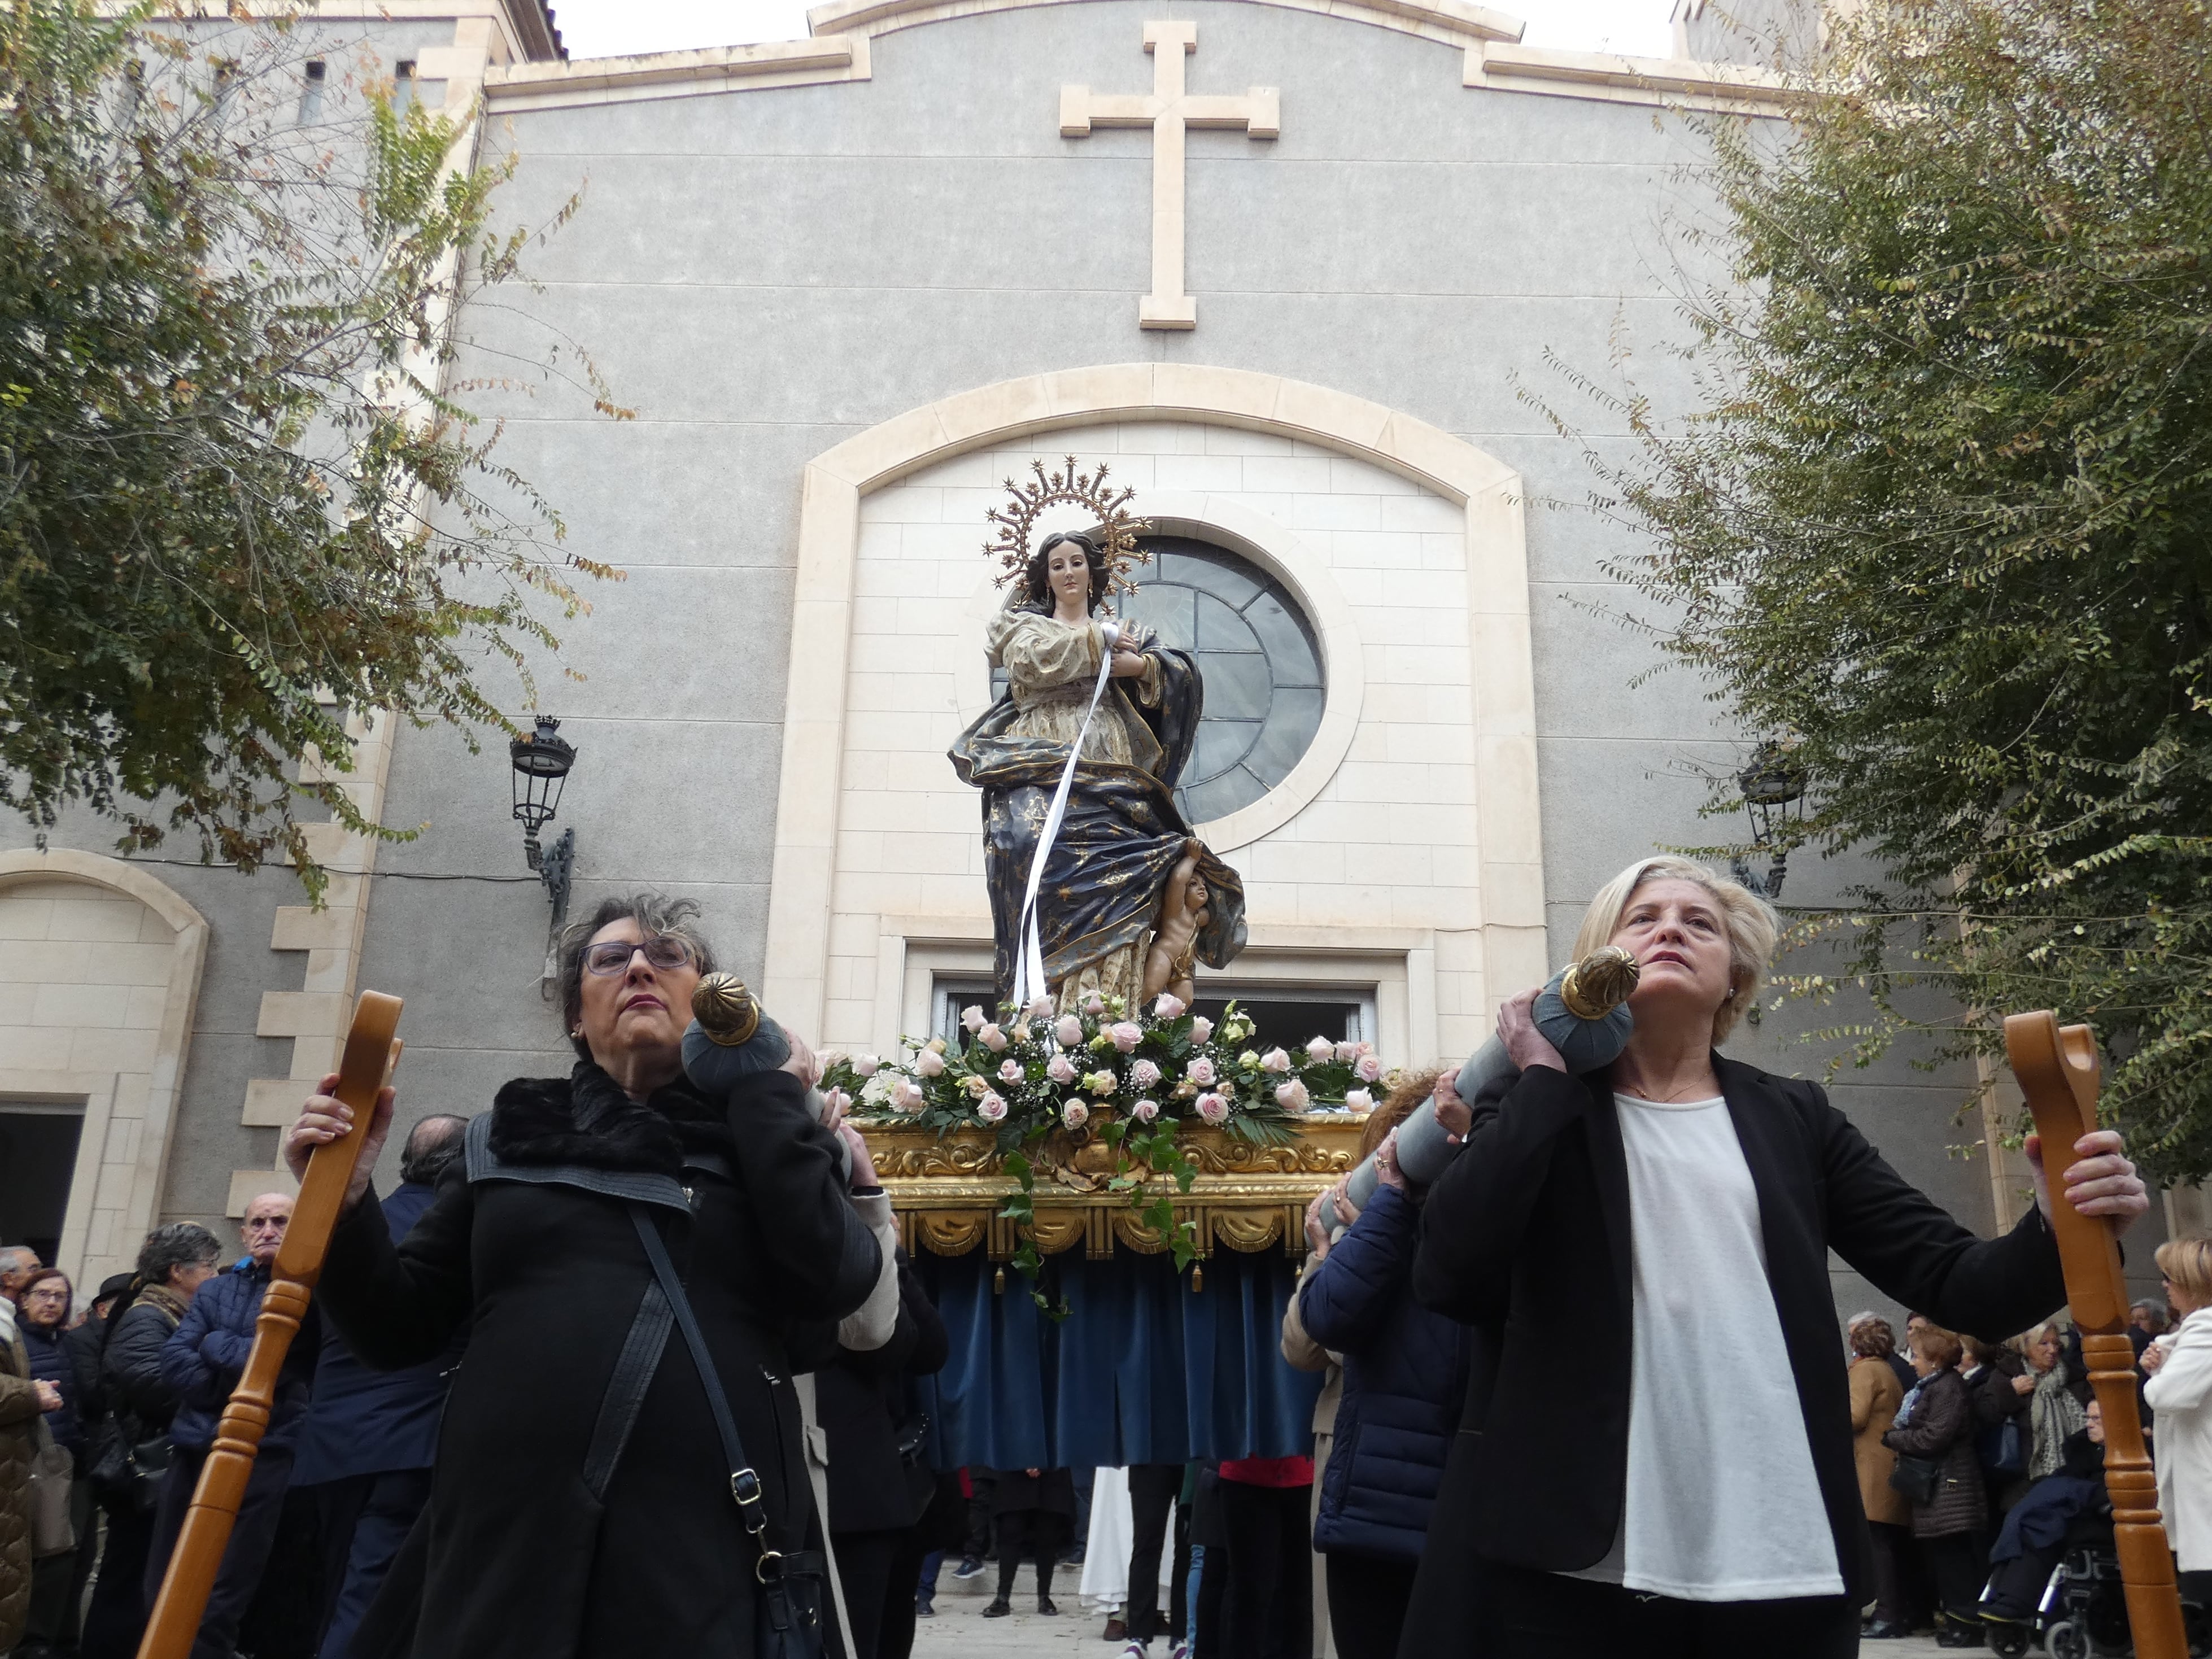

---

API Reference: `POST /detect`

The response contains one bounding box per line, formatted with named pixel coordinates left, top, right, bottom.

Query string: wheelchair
left=1982, top=1538, right=2212, bottom=1658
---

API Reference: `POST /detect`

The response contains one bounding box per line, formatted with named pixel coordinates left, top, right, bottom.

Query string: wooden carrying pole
left=2004, top=1009, right=2187, bottom=1659
left=137, top=990, right=403, bottom=1659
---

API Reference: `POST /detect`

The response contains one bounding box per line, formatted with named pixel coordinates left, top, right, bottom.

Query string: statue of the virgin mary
left=950, top=518, right=1246, bottom=1015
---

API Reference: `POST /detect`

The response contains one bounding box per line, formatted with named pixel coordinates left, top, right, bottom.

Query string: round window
left=1119, top=535, right=1325, bottom=824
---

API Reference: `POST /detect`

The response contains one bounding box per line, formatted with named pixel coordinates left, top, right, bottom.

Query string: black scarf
left=487, top=1059, right=734, bottom=1177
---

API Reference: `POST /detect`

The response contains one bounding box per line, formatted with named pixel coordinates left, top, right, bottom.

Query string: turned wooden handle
left=2004, top=1010, right=2186, bottom=1659
left=137, top=990, right=402, bottom=1659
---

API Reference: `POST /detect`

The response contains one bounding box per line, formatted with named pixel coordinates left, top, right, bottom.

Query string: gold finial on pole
left=1557, top=945, right=1641, bottom=1021
left=692, top=972, right=762, bottom=1047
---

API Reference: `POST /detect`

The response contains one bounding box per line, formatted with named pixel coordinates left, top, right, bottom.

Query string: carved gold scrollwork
left=1211, top=1209, right=1285, bottom=1253
left=914, top=1212, right=989, bottom=1257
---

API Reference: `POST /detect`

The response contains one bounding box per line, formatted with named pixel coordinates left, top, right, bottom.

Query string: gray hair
left=135, top=1222, right=221, bottom=1287
left=549, top=893, right=717, bottom=1060
left=0, top=1245, right=36, bottom=1277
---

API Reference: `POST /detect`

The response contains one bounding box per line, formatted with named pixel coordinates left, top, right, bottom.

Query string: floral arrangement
left=821, top=991, right=1387, bottom=1298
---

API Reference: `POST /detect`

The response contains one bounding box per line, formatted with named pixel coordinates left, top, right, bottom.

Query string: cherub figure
left=1142, top=842, right=1211, bottom=1007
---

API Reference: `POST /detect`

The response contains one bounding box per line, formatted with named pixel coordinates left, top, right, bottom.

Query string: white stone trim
left=809, top=0, right=1524, bottom=49
left=763, top=363, right=1546, bottom=1044
left=1468, top=40, right=1803, bottom=112
left=485, top=36, right=872, bottom=112
left=0, top=850, right=209, bottom=1287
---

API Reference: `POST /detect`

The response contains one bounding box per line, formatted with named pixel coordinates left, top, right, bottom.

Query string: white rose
left=891, top=1079, right=926, bottom=1113
left=1062, top=1101, right=1089, bottom=1130
left=915, top=1049, right=946, bottom=1077
left=1109, top=1021, right=1142, bottom=1054
left=1345, top=1088, right=1374, bottom=1111
left=1088, top=1071, right=1119, bottom=1097
left=979, top=1023, right=1009, bottom=1052
left=1355, top=1054, right=1383, bottom=1083
left=1189, top=1016, right=1214, bottom=1044
left=852, top=1055, right=881, bottom=1078
left=1129, top=1058, right=1162, bottom=1090
left=997, top=1058, right=1023, bottom=1084
left=1046, top=1054, right=1077, bottom=1085
left=1132, top=1098, right=1160, bottom=1122
left=1054, top=1014, right=1085, bottom=1046
left=1335, top=1041, right=1359, bottom=1064
left=1260, top=1047, right=1293, bottom=1075
left=1024, top=995, right=1055, bottom=1021
left=1304, top=1036, right=1334, bottom=1064
left=1153, top=993, right=1187, bottom=1020
left=961, top=1005, right=986, bottom=1033
left=1275, top=1079, right=1311, bottom=1111
left=1081, top=992, right=1106, bottom=1016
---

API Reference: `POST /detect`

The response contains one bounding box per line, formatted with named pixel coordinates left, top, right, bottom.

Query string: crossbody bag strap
left=627, top=1204, right=788, bottom=1587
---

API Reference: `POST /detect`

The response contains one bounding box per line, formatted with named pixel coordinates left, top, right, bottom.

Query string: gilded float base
left=859, top=1112, right=1367, bottom=1261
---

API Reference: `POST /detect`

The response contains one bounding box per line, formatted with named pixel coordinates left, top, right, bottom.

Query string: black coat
left=1404, top=1056, right=2065, bottom=1630
left=1883, top=1367, right=1986, bottom=1539
left=816, top=1255, right=949, bottom=1535
left=100, top=1294, right=184, bottom=1446
left=316, top=1060, right=883, bottom=1659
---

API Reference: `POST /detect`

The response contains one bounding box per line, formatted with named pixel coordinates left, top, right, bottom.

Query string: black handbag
left=630, top=1207, right=828, bottom=1659
left=1889, top=1452, right=1943, bottom=1507
left=87, top=1420, right=172, bottom=1513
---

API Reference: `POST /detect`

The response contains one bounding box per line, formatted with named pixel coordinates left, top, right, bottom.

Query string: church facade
left=4, top=0, right=2135, bottom=1313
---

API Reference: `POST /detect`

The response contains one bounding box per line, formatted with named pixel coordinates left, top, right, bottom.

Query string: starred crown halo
left=984, top=456, right=1153, bottom=599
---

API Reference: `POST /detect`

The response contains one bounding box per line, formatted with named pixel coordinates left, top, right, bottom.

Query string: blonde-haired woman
left=2143, top=1234, right=2212, bottom=1603
left=1408, top=855, right=2148, bottom=1658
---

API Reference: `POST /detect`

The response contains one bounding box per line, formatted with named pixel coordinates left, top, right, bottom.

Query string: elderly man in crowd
left=293, top=1115, right=470, bottom=1659
left=144, top=1193, right=318, bottom=1659
left=0, top=1246, right=41, bottom=1299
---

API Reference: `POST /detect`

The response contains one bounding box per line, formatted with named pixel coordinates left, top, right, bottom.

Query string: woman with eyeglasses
left=16, top=1267, right=95, bottom=1657
left=284, top=893, right=889, bottom=1659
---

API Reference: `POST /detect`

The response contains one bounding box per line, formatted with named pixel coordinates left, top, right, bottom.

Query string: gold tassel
left=1190, top=1262, right=1203, bottom=1292
left=993, top=1266, right=1005, bottom=1295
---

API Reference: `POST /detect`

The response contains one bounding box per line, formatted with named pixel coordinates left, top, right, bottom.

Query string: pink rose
left=852, top=1054, right=881, bottom=1078
left=961, top=1005, right=986, bottom=1033
left=1334, top=1041, right=1359, bottom=1064
left=1062, top=1101, right=1089, bottom=1130
left=1081, top=992, right=1106, bottom=1016
left=1355, top=1054, right=1383, bottom=1083
left=998, top=1058, right=1023, bottom=1085
left=1130, top=1058, right=1162, bottom=1090
left=1153, top=993, right=1187, bottom=1020
left=1197, top=1092, right=1230, bottom=1124
left=890, top=1080, right=926, bottom=1113
left=1304, top=1036, right=1334, bottom=1064
left=1054, top=1014, right=1084, bottom=1046
left=1260, top=1047, right=1292, bottom=1075
left=979, top=1023, right=1008, bottom=1052
left=1185, top=1056, right=1216, bottom=1086
left=1046, top=1054, right=1078, bottom=1085
left=1275, top=1079, right=1311, bottom=1111
left=1024, top=995, right=1055, bottom=1021
left=1132, top=1098, right=1160, bottom=1122
left=976, top=1091, right=1008, bottom=1123
left=1345, top=1088, right=1374, bottom=1111
left=1189, top=1016, right=1214, bottom=1044
left=1356, top=1041, right=1375, bottom=1056
left=915, top=1049, right=946, bottom=1078
left=1109, top=1021, right=1142, bottom=1054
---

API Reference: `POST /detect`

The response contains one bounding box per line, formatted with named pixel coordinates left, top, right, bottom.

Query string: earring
left=569, top=1027, right=584, bottom=1039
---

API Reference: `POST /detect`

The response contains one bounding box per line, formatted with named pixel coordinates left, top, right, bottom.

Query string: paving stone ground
left=906, top=1570, right=1972, bottom=1655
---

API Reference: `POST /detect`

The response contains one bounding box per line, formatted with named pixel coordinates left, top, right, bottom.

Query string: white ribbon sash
left=1013, top=622, right=1120, bottom=1009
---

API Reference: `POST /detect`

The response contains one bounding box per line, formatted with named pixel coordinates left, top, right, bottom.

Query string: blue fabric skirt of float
left=906, top=1248, right=1324, bottom=1470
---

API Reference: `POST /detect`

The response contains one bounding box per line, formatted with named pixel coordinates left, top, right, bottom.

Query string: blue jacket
left=293, top=1181, right=465, bottom=1485
left=162, top=1257, right=320, bottom=1455
left=22, top=1321, right=84, bottom=1456
left=1299, top=1182, right=1471, bottom=1562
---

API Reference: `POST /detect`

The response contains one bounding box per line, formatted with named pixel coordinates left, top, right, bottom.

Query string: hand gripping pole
left=2004, top=1009, right=2185, bottom=1659
left=137, top=990, right=403, bottom=1659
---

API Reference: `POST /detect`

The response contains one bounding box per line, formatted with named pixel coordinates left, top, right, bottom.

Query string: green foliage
left=1587, top=0, right=2212, bottom=1172
left=0, top=1, right=624, bottom=894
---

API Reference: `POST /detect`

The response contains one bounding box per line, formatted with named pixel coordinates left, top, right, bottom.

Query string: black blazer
left=1410, top=1054, right=2066, bottom=1606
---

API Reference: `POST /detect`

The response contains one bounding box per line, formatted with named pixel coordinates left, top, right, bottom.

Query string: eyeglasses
left=22, top=1288, right=67, bottom=1304
left=582, top=936, right=697, bottom=976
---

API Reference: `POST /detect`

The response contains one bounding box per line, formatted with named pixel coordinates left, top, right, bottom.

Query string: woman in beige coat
left=1850, top=1317, right=1913, bottom=1639
left=1, top=1296, right=47, bottom=1653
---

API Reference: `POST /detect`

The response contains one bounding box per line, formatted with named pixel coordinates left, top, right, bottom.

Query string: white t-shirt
left=1563, top=1093, right=1845, bottom=1601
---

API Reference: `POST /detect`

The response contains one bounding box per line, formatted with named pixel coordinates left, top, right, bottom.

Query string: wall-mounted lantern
left=1730, top=740, right=1805, bottom=899
left=509, top=715, right=576, bottom=926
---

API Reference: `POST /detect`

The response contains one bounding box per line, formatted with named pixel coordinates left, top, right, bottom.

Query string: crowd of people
left=0, top=856, right=2186, bottom=1659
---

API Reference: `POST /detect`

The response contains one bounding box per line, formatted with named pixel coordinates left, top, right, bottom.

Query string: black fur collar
left=487, top=1060, right=730, bottom=1176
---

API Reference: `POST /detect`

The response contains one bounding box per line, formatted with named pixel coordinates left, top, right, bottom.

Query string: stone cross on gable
left=1061, top=21, right=1279, bottom=331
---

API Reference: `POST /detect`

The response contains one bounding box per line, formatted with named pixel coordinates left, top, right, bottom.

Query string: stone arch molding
left=0, top=849, right=209, bottom=1285
left=762, top=363, right=1546, bottom=1037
